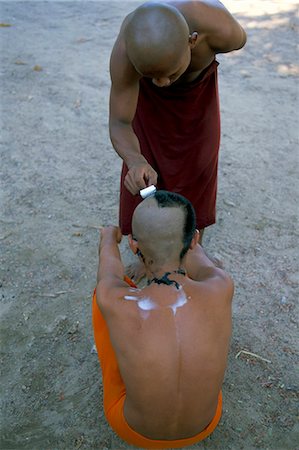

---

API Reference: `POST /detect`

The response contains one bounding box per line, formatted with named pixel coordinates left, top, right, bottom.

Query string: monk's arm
left=193, top=0, right=247, bottom=52
left=109, top=40, right=158, bottom=194
left=109, top=47, right=142, bottom=170
left=97, top=226, right=125, bottom=285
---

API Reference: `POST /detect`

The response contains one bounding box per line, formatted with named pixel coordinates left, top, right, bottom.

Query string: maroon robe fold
left=119, top=60, right=221, bottom=234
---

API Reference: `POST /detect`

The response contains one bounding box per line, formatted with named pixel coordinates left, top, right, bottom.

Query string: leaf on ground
left=33, top=65, right=43, bottom=72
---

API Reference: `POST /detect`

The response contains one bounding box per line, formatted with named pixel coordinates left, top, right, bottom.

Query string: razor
left=140, top=185, right=157, bottom=199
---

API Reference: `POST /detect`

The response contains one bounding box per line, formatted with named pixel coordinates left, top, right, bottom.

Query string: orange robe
left=92, top=276, right=222, bottom=448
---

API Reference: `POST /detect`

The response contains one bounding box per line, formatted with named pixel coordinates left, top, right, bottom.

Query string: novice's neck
left=146, top=267, right=187, bottom=290
left=145, top=264, right=186, bottom=280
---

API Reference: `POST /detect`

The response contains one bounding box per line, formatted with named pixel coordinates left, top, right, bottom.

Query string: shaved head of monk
left=125, top=3, right=196, bottom=86
left=131, top=191, right=197, bottom=271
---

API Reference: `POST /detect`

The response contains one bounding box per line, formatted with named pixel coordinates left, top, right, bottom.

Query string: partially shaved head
left=132, top=191, right=196, bottom=268
left=125, top=2, right=190, bottom=74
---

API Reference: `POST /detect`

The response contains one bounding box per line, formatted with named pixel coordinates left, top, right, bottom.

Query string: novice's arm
left=96, top=226, right=125, bottom=286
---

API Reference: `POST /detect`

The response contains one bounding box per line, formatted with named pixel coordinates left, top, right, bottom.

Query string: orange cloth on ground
left=92, top=276, right=223, bottom=449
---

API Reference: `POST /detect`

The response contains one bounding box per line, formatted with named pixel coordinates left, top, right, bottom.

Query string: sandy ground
left=1, top=1, right=298, bottom=449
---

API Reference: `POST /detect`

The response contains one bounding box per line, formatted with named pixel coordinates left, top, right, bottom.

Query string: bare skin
left=110, top=1, right=246, bottom=279
left=109, top=0, right=247, bottom=196
left=126, top=228, right=204, bottom=283
left=96, top=199, right=234, bottom=440
left=125, top=228, right=223, bottom=284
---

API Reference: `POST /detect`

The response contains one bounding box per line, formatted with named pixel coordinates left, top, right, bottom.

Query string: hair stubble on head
left=125, top=3, right=190, bottom=74
left=132, top=191, right=196, bottom=265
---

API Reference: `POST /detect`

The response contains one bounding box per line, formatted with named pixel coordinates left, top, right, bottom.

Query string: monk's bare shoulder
left=110, top=12, right=140, bottom=87
left=164, top=0, right=247, bottom=52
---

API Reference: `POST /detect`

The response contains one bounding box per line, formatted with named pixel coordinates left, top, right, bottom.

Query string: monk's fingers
left=144, top=169, right=158, bottom=187
left=124, top=172, right=147, bottom=195
left=125, top=163, right=158, bottom=195
left=124, top=178, right=139, bottom=195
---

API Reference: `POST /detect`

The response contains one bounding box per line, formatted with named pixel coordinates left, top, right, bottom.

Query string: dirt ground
left=1, top=1, right=298, bottom=449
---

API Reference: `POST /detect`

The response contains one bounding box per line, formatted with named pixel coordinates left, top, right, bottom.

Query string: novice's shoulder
left=96, top=280, right=146, bottom=334
left=191, top=267, right=234, bottom=304
left=96, top=278, right=141, bottom=312
left=96, top=278, right=126, bottom=305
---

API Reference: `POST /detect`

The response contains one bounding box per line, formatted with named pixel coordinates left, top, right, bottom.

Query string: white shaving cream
left=169, top=287, right=187, bottom=315
left=124, top=287, right=188, bottom=317
left=124, top=295, right=139, bottom=301
left=138, top=297, right=157, bottom=311
left=124, top=295, right=157, bottom=310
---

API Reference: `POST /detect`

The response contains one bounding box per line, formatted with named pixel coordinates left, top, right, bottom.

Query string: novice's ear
left=189, top=229, right=200, bottom=249
left=128, top=234, right=138, bottom=255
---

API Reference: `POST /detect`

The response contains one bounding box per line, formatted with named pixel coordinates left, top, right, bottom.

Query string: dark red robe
left=119, top=60, right=221, bottom=234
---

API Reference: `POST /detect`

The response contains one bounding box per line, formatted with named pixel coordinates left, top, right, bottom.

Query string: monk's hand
left=100, top=226, right=122, bottom=246
left=124, top=162, right=158, bottom=195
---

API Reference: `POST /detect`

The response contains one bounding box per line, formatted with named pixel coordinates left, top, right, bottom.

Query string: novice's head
left=130, top=191, right=198, bottom=268
left=125, top=2, right=198, bottom=87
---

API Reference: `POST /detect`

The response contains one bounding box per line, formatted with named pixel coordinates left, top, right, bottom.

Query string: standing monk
left=109, top=0, right=246, bottom=238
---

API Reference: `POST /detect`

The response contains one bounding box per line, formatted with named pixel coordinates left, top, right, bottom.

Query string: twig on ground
left=235, top=350, right=271, bottom=364
left=39, top=290, right=74, bottom=298
left=0, top=232, right=13, bottom=240
left=72, top=224, right=102, bottom=230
